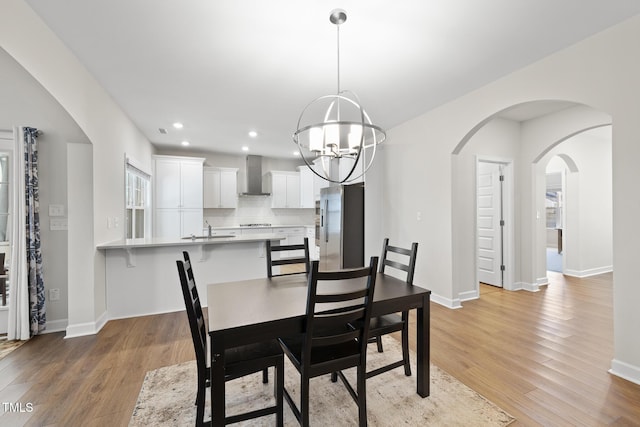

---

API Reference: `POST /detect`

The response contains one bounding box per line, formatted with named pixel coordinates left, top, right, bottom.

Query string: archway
left=536, top=126, right=613, bottom=281
left=451, top=100, right=612, bottom=302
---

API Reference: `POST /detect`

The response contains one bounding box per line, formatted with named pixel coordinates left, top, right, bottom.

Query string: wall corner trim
left=64, top=311, right=108, bottom=339
left=609, top=359, right=640, bottom=386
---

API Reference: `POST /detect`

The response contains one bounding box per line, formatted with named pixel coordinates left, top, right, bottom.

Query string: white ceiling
left=24, top=0, right=640, bottom=158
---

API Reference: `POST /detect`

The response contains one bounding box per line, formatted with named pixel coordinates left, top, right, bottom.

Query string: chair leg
left=402, top=312, right=412, bottom=376
left=301, top=376, right=310, bottom=427
left=195, top=371, right=206, bottom=427
left=263, top=367, right=269, bottom=384
left=275, top=359, right=284, bottom=427
left=376, top=335, right=384, bottom=353
left=357, top=364, right=367, bottom=427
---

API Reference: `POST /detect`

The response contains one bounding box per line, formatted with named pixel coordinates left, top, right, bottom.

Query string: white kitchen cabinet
left=241, top=227, right=273, bottom=235
left=212, top=227, right=241, bottom=236
left=306, top=226, right=318, bottom=260
left=297, top=166, right=315, bottom=208
left=203, top=167, right=238, bottom=208
left=272, top=227, right=306, bottom=258
left=263, top=171, right=301, bottom=208
left=155, top=208, right=203, bottom=239
left=154, top=156, right=204, bottom=209
left=153, top=155, right=204, bottom=237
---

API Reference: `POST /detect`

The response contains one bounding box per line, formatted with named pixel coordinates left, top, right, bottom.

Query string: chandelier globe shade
left=293, top=9, right=386, bottom=184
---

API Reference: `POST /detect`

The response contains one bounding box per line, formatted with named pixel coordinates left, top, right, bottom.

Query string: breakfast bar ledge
left=97, top=234, right=285, bottom=320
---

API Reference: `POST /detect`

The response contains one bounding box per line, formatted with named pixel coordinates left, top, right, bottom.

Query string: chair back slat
left=312, top=329, right=360, bottom=347
left=177, top=251, right=207, bottom=371
left=302, top=258, right=378, bottom=367
left=379, top=238, right=419, bottom=284
left=313, top=307, right=365, bottom=329
left=266, top=237, right=311, bottom=278
left=315, top=288, right=369, bottom=303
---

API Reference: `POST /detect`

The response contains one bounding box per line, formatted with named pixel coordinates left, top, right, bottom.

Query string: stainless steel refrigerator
left=318, top=183, right=364, bottom=270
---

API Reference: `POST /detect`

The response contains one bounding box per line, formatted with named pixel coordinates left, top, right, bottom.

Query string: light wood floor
left=411, top=271, right=640, bottom=426
left=0, top=271, right=638, bottom=426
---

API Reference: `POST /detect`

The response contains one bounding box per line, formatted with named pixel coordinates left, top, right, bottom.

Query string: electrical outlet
left=49, top=288, right=60, bottom=301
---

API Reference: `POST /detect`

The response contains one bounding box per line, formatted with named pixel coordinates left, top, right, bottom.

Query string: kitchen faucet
left=205, top=220, right=212, bottom=238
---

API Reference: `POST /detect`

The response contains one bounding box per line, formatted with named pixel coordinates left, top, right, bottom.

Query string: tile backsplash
left=204, top=196, right=314, bottom=227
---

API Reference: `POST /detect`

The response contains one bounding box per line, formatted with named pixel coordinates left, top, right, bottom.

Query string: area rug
left=130, top=336, right=515, bottom=426
left=0, top=338, right=26, bottom=361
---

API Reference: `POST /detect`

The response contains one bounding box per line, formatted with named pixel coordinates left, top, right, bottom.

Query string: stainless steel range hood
left=241, top=155, right=270, bottom=196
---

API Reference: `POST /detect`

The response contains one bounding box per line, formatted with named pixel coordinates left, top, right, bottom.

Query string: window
left=125, top=158, right=151, bottom=239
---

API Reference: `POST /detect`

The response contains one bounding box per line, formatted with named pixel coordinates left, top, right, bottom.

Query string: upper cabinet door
left=203, top=169, right=221, bottom=208
left=154, top=160, right=181, bottom=208
left=180, top=161, right=204, bottom=208
left=285, top=174, right=300, bottom=208
left=203, top=167, right=238, bottom=208
left=269, top=173, right=287, bottom=208
left=298, top=167, right=315, bottom=208
left=219, top=169, right=238, bottom=208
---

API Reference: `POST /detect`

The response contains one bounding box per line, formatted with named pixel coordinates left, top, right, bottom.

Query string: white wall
left=543, top=128, right=613, bottom=277
left=1, top=0, right=155, bottom=335
left=0, top=46, right=91, bottom=332
left=521, top=106, right=612, bottom=284
left=452, top=118, right=521, bottom=302
left=372, top=16, right=640, bottom=382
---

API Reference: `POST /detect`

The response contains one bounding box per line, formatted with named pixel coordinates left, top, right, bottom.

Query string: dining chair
left=365, top=238, right=418, bottom=379
left=278, top=257, right=378, bottom=427
left=266, top=237, right=311, bottom=278
left=177, top=251, right=284, bottom=426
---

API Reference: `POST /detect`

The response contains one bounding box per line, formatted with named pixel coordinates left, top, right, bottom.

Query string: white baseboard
left=459, top=289, right=479, bottom=302
left=516, top=281, right=541, bottom=292
left=564, top=265, right=613, bottom=278
left=64, top=311, right=108, bottom=339
left=430, top=293, right=462, bottom=309
left=537, top=277, right=549, bottom=286
left=44, top=318, right=68, bottom=334
left=609, top=359, right=640, bottom=386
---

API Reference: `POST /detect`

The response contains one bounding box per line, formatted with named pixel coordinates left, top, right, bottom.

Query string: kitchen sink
left=181, top=235, right=236, bottom=240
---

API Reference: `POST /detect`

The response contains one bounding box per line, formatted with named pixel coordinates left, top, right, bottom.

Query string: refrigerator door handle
left=324, top=199, right=329, bottom=243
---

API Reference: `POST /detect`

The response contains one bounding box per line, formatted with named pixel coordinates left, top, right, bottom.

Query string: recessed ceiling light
left=242, top=146, right=249, bottom=152
left=181, top=140, right=190, bottom=146
left=293, top=151, right=300, bottom=156
left=248, top=131, right=258, bottom=138
left=173, top=122, right=184, bottom=129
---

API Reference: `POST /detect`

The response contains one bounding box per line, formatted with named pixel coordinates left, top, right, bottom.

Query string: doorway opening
left=476, top=158, right=513, bottom=291
left=545, top=169, right=564, bottom=272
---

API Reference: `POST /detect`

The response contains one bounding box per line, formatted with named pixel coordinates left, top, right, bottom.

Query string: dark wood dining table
left=206, top=272, right=431, bottom=426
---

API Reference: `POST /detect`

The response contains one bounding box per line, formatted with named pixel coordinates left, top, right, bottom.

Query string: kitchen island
left=97, top=233, right=285, bottom=319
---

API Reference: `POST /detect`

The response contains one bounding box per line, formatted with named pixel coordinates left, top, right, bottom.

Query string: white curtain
left=8, top=126, right=30, bottom=340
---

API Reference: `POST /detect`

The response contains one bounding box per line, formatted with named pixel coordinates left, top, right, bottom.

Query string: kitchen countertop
left=212, top=224, right=313, bottom=230
left=96, top=233, right=285, bottom=250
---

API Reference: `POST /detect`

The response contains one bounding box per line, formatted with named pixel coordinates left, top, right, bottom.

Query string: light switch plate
left=49, top=204, right=65, bottom=217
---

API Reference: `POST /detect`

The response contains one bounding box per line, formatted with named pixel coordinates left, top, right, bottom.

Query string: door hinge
left=499, top=175, right=504, bottom=182
left=500, top=265, right=505, bottom=271
left=500, top=219, right=505, bottom=226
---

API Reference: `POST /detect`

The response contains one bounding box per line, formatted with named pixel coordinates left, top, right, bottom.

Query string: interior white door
left=477, top=161, right=503, bottom=287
